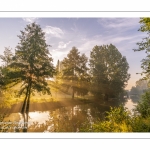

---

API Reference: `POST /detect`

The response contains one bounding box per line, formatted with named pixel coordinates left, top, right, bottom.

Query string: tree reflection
left=1, top=96, right=133, bottom=132
left=130, top=95, right=140, bottom=103
left=26, top=104, right=112, bottom=132
left=21, top=112, right=29, bottom=132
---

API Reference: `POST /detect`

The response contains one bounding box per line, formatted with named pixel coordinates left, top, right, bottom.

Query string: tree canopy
left=61, top=47, right=89, bottom=99
left=134, top=18, right=150, bottom=79
left=89, top=44, right=130, bottom=100
left=6, top=23, right=55, bottom=113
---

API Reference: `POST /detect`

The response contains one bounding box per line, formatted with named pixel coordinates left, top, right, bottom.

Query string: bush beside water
left=80, top=91, right=150, bottom=132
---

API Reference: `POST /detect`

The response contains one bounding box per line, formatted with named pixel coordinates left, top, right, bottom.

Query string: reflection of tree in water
left=130, top=95, right=140, bottom=103
left=25, top=101, right=123, bottom=132
left=1, top=98, right=131, bottom=132
left=21, top=112, right=29, bottom=132
left=27, top=107, right=87, bottom=132
left=26, top=104, right=112, bottom=132
left=5, top=111, right=30, bottom=132
left=119, top=97, right=128, bottom=105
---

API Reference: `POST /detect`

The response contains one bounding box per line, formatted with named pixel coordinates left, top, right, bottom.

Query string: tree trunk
left=22, top=113, right=28, bottom=132
left=26, top=81, right=32, bottom=114
left=21, top=84, right=30, bottom=114
left=72, top=87, right=74, bottom=99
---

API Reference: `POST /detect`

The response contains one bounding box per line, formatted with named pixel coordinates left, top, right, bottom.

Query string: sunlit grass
left=0, top=81, right=74, bottom=108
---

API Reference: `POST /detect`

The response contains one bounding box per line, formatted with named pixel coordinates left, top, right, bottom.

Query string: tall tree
left=133, top=18, right=150, bottom=80
left=61, top=47, right=89, bottom=99
left=8, top=23, right=55, bottom=113
left=89, top=44, right=130, bottom=100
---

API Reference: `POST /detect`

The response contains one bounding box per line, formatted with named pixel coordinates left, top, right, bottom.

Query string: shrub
left=135, top=91, right=150, bottom=118
left=85, top=105, right=133, bottom=132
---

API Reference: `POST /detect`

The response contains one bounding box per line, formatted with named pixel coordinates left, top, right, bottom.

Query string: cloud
left=97, top=18, right=140, bottom=30
left=77, top=32, right=146, bottom=57
left=58, top=41, right=71, bottom=49
left=43, top=26, right=64, bottom=39
left=51, top=50, right=69, bottom=66
left=71, top=23, right=78, bottom=32
left=22, top=18, right=39, bottom=23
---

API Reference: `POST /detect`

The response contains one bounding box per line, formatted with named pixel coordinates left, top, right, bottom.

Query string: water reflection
left=2, top=103, right=110, bottom=132
left=124, top=99, right=137, bottom=112
left=1, top=98, right=137, bottom=132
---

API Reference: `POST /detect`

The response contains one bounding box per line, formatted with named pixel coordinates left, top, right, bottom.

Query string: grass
left=0, top=80, right=92, bottom=109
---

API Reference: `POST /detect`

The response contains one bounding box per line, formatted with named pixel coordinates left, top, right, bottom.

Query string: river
left=1, top=98, right=138, bottom=132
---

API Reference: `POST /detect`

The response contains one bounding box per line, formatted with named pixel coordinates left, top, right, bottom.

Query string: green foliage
left=80, top=104, right=150, bottom=132
left=79, top=95, right=150, bottom=132
left=131, top=116, right=150, bottom=132
left=0, top=47, right=14, bottom=88
left=134, top=18, right=150, bottom=53
left=90, top=106, right=132, bottom=132
left=61, top=47, right=90, bottom=99
left=0, top=47, right=14, bottom=66
left=0, top=23, right=56, bottom=114
left=0, top=68, right=4, bottom=87
left=134, top=18, right=150, bottom=79
left=138, top=18, right=150, bottom=33
left=89, top=44, right=130, bottom=100
left=8, top=23, right=55, bottom=96
left=135, top=91, right=150, bottom=118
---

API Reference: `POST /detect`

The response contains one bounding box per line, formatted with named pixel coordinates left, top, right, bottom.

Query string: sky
left=0, top=17, right=147, bottom=90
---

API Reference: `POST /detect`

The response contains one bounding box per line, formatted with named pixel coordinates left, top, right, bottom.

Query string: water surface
left=1, top=98, right=137, bottom=132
